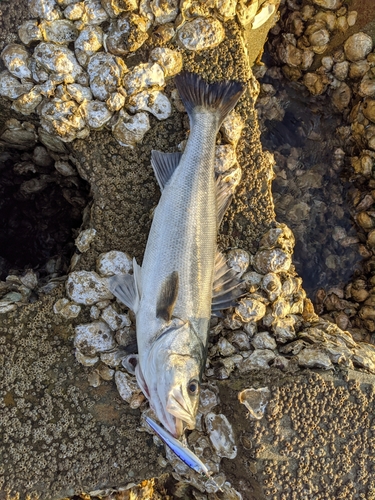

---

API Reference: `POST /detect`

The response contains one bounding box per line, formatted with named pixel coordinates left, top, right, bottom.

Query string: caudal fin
left=174, top=71, right=245, bottom=126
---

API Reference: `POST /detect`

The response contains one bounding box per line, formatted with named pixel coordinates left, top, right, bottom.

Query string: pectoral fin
left=108, top=257, right=142, bottom=313
left=211, top=251, right=245, bottom=315
left=151, top=150, right=182, bottom=190
left=156, top=271, right=179, bottom=322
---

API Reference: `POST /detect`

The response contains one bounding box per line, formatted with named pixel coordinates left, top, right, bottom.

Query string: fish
left=110, top=72, right=245, bottom=438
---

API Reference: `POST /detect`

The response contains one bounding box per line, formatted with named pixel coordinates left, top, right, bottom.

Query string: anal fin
left=211, top=251, right=245, bottom=315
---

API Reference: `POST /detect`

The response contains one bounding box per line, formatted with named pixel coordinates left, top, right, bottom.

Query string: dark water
left=257, top=69, right=363, bottom=299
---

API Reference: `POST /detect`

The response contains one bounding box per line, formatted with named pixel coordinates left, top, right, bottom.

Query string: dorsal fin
left=211, top=251, right=244, bottom=316
left=216, top=175, right=233, bottom=226
left=108, top=258, right=142, bottom=313
left=151, top=150, right=182, bottom=190
left=156, top=271, right=179, bottom=322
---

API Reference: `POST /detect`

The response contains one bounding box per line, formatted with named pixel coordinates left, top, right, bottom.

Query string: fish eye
left=188, top=379, right=200, bottom=396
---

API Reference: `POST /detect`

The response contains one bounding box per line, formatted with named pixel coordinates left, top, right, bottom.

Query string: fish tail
left=174, top=71, right=245, bottom=127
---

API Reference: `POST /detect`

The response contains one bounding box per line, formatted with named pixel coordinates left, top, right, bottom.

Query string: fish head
left=137, top=318, right=205, bottom=438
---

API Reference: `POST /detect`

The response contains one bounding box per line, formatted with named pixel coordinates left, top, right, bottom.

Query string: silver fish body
left=110, top=72, right=244, bottom=437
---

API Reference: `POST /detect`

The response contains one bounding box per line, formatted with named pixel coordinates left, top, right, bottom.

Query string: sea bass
left=110, top=72, right=244, bottom=437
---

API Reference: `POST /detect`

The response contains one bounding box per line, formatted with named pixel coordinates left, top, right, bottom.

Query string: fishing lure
left=145, top=415, right=223, bottom=491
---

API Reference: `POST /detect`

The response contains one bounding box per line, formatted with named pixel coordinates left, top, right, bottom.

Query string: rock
left=82, top=100, right=113, bottom=128
left=150, top=0, right=178, bottom=24
left=101, top=349, right=127, bottom=367
left=297, top=348, right=333, bottom=369
left=177, top=17, right=225, bottom=51
left=238, top=387, right=271, bottom=419
left=227, top=248, right=250, bottom=276
left=74, top=25, right=103, bottom=67
left=66, top=83, right=93, bottom=103
left=362, top=99, right=375, bottom=123
left=18, top=20, right=43, bottom=45
left=33, top=42, right=82, bottom=82
left=332, top=82, right=351, bottom=112
left=238, top=349, right=276, bottom=371
left=272, top=317, right=296, bottom=343
left=251, top=332, right=277, bottom=350
left=106, top=14, right=148, bottom=56
left=0, top=71, right=33, bottom=100
left=253, top=248, right=292, bottom=274
left=75, top=349, right=99, bottom=367
left=101, top=305, right=131, bottom=331
left=123, top=62, right=164, bottom=96
left=75, top=228, right=97, bottom=252
left=40, top=19, right=79, bottom=44
left=149, top=47, right=183, bottom=77
left=39, top=99, right=88, bottom=142
left=96, top=250, right=133, bottom=276
left=66, top=271, right=113, bottom=305
left=205, top=412, right=237, bottom=459
left=87, top=52, right=126, bottom=100
left=235, top=298, right=266, bottom=323
left=29, top=0, right=58, bottom=20
left=106, top=92, right=125, bottom=111
left=127, top=90, right=172, bottom=120
left=312, top=0, right=342, bottom=9
left=74, top=321, right=116, bottom=355
left=214, top=145, right=237, bottom=174
left=344, top=32, right=373, bottom=62
left=112, top=109, right=150, bottom=148
left=11, top=88, right=43, bottom=116
left=217, top=337, right=237, bottom=357
left=53, top=298, right=81, bottom=319
left=115, top=370, right=140, bottom=403
left=220, top=110, right=244, bottom=145
left=1, top=44, right=31, bottom=79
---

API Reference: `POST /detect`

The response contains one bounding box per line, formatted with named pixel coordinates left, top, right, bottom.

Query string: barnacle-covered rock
left=220, top=110, right=244, bottom=145
left=40, top=19, right=79, bottom=44
left=272, top=316, right=296, bottom=343
left=238, top=349, right=275, bottom=371
left=149, top=47, right=183, bottom=78
left=261, top=272, right=282, bottom=302
left=238, top=387, right=270, bottom=419
left=18, top=20, right=43, bottom=45
left=0, top=71, right=33, bottom=99
left=236, top=0, right=258, bottom=27
left=80, top=0, right=109, bottom=26
left=101, top=0, right=138, bottom=17
left=64, top=2, right=85, bottom=20
left=106, top=14, right=148, bottom=56
left=344, top=32, right=373, bottom=62
left=39, top=99, right=88, bottom=142
left=74, top=321, right=116, bottom=355
left=75, top=349, right=99, bottom=367
left=127, top=90, right=172, bottom=120
left=214, top=145, right=237, bottom=174
left=251, top=331, right=276, bottom=350
left=87, top=52, right=126, bottom=100
left=106, top=92, right=125, bottom=111
left=54, top=297, right=81, bottom=318
left=205, top=413, right=237, bottom=459
left=11, top=88, right=43, bottom=115
left=252, top=2, right=276, bottom=30
left=123, top=62, right=164, bottom=96
left=115, top=371, right=140, bottom=403
left=66, top=83, right=93, bottom=103
left=29, top=0, right=60, bottom=21
left=235, top=297, right=266, bottom=323
left=101, top=305, right=131, bottom=331
left=297, top=347, right=333, bottom=370
left=33, top=42, right=82, bottom=82
left=253, top=248, right=292, bottom=274
left=177, top=17, right=225, bottom=51
left=75, top=228, right=97, bottom=252
left=112, top=109, right=150, bottom=147
left=0, top=119, right=38, bottom=150
left=1, top=44, right=32, bottom=80
left=227, top=248, right=249, bottom=276
left=66, top=270, right=113, bottom=305
left=96, top=250, right=133, bottom=276
left=259, top=224, right=295, bottom=254
left=81, top=100, right=113, bottom=128
left=74, top=26, right=103, bottom=67
left=150, top=0, right=178, bottom=24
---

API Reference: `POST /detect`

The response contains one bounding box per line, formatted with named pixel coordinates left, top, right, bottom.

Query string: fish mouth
left=166, top=387, right=196, bottom=434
